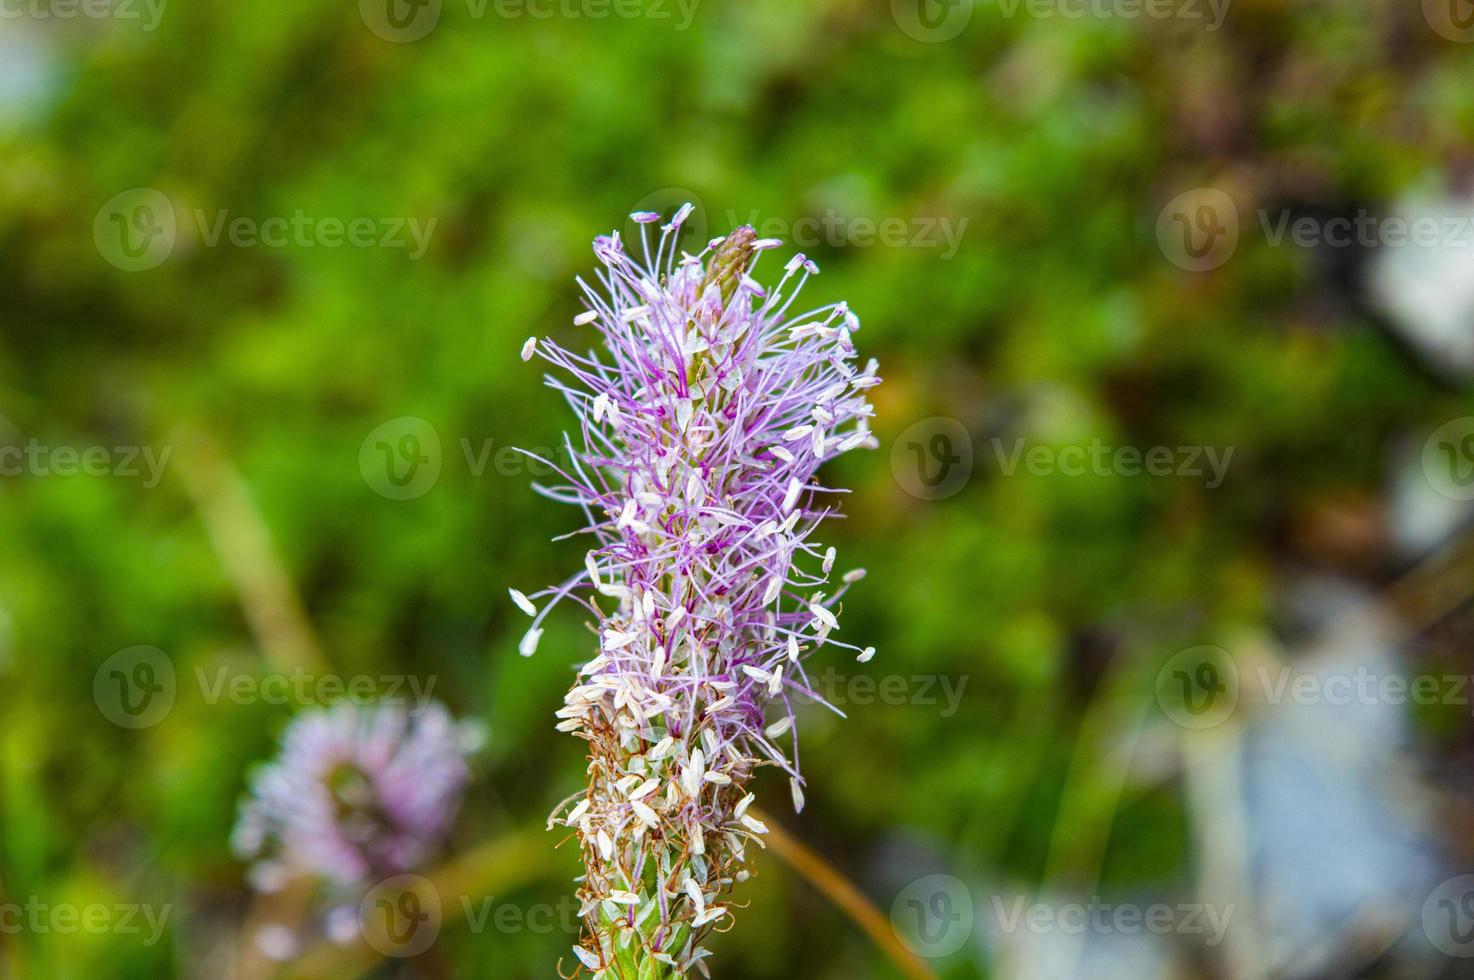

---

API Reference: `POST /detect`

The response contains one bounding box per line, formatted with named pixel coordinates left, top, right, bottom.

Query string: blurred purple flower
left=516, top=209, right=879, bottom=975
left=233, top=701, right=482, bottom=893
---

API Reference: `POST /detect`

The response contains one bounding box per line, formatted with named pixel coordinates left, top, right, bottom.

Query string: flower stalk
left=516, top=207, right=879, bottom=977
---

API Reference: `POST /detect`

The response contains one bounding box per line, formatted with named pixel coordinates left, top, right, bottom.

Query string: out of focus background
left=4, top=0, right=1474, bottom=977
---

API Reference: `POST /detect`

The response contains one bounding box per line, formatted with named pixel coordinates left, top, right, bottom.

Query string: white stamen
left=740, top=814, right=768, bottom=835
left=692, top=906, right=728, bottom=927
left=508, top=588, right=537, bottom=617
left=784, top=425, right=813, bottom=442
left=782, top=478, right=803, bottom=514
left=685, top=878, right=705, bottom=913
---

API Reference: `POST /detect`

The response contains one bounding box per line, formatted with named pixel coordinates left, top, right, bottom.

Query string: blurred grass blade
left=756, top=809, right=937, bottom=980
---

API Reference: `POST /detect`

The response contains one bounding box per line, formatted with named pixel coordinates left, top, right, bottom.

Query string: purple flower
left=516, top=210, right=879, bottom=976
left=233, top=701, right=481, bottom=893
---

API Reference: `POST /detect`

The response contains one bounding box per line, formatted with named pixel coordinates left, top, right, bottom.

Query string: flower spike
left=518, top=207, right=880, bottom=978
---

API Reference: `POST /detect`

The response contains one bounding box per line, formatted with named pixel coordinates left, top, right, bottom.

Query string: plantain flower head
left=515, top=206, right=879, bottom=977
left=233, top=701, right=481, bottom=894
